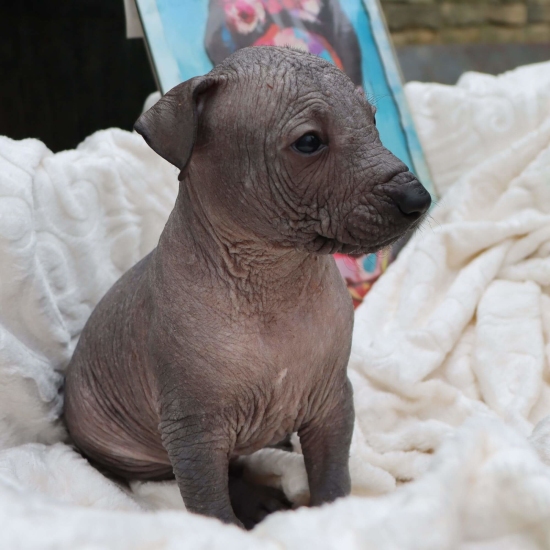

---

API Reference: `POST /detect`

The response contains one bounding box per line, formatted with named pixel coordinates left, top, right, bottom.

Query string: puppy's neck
left=157, top=182, right=326, bottom=312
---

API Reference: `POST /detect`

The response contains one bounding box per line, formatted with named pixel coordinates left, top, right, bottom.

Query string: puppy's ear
left=134, top=75, right=220, bottom=178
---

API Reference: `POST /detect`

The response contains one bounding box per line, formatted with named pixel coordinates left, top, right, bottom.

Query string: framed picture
left=134, top=0, right=435, bottom=307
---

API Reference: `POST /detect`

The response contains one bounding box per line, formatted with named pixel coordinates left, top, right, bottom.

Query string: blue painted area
left=221, top=26, right=236, bottom=53
left=339, top=0, right=413, bottom=173
left=155, top=0, right=213, bottom=87
left=361, top=0, right=435, bottom=195
left=136, top=0, right=183, bottom=92
left=362, top=253, right=377, bottom=273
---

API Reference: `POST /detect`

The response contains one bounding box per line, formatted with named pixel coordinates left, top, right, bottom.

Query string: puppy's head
left=135, top=46, right=430, bottom=254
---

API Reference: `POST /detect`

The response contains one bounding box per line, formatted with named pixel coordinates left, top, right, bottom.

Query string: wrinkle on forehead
left=209, top=46, right=376, bottom=133
left=213, top=46, right=354, bottom=91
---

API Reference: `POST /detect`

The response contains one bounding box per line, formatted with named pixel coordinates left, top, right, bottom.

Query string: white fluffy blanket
left=1, top=61, right=550, bottom=549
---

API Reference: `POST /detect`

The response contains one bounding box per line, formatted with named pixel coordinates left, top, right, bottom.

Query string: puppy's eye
left=292, top=133, right=324, bottom=154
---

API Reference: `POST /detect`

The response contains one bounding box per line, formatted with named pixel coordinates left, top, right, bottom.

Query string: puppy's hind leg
left=228, top=460, right=291, bottom=530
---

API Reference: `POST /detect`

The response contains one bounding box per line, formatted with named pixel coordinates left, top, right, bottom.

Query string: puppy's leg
left=159, top=413, right=240, bottom=526
left=298, top=378, right=354, bottom=506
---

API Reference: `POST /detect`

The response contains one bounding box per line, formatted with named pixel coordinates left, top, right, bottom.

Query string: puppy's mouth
left=305, top=216, right=425, bottom=256
left=306, top=234, right=399, bottom=255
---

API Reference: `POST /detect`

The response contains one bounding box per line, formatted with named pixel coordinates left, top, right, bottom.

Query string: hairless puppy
left=64, top=46, right=430, bottom=528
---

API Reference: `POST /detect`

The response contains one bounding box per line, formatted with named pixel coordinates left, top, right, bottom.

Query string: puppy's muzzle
left=387, top=180, right=431, bottom=218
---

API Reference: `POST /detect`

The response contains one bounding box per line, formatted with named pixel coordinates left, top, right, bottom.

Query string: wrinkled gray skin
left=64, top=46, right=430, bottom=528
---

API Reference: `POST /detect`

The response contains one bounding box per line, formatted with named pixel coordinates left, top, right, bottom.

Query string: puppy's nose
left=388, top=181, right=431, bottom=216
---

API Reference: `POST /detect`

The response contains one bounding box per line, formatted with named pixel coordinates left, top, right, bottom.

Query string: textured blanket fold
left=1, top=61, right=550, bottom=549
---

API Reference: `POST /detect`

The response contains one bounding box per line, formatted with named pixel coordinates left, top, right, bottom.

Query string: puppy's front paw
left=228, top=472, right=291, bottom=530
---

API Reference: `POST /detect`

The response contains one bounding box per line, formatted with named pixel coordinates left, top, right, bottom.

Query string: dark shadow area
left=0, top=0, right=157, bottom=153
left=397, top=43, right=550, bottom=84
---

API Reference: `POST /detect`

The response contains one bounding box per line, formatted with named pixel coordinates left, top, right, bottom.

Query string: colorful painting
left=204, top=1, right=363, bottom=87
left=135, top=0, right=435, bottom=306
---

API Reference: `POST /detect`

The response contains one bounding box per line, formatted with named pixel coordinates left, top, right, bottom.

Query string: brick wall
left=380, top=0, right=550, bottom=45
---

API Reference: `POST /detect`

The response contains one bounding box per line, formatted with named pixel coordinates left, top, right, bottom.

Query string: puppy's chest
left=229, top=309, right=349, bottom=453
left=255, top=298, right=345, bottom=366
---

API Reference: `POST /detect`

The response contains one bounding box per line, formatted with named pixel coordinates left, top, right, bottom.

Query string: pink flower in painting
left=224, top=0, right=266, bottom=34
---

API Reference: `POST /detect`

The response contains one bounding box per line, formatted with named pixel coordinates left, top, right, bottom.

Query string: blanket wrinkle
left=1, top=61, right=550, bottom=548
